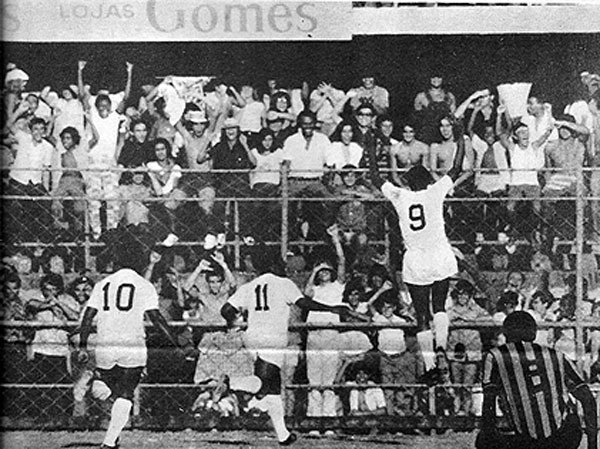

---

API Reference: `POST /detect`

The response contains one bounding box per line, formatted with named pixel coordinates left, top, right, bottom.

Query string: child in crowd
left=347, top=364, right=386, bottom=417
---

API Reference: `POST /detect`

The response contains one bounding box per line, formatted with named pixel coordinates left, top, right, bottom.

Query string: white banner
left=2, top=1, right=352, bottom=42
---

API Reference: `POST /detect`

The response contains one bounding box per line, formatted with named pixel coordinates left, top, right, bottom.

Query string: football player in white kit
left=219, top=245, right=352, bottom=445
left=367, top=121, right=466, bottom=376
left=77, top=233, right=180, bottom=449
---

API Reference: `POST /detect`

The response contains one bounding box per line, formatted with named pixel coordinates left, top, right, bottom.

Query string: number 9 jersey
left=382, top=175, right=458, bottom=285
left=86, top=268, right=159, bottom=369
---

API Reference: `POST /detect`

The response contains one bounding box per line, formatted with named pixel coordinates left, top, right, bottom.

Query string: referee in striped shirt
left=476, top=311, right=597, bottom=449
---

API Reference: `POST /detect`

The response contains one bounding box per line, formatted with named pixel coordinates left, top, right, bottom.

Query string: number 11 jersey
left=86, top=268, right=159, bottom=369
left=382, top=175, right=458, bottom=285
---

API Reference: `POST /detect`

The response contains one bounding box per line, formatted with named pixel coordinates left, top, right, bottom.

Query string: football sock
left=262, top=395, right=291, bottom=443
left=433, top=312, right=450, bottom=351
left=417, top=330, right=435, bottom=371
left=103, top=397, right=132, bottom=447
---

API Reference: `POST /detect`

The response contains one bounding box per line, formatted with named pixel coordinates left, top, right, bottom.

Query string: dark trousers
left=476, top=414, right=582, bottom=449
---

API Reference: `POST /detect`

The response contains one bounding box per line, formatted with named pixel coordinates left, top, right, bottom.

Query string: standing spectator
left=147, top=138, right=184, bottom=246
left=348, top=70, right=389, bottom=115
left=5, top=117, right=56, bottom=242
left=354, top=104, right=378, bottom=169
left=542, top=115, right=589, bottom=241
left=265, top=90, right=296, bottom=132
left=266, top=111, right=295, bottom=150
left=477, top=312, right=597, bottom=449
left=79, top=60, right=131, bottom=240
left=446, top=280, right=491, bottom=416
left=248, top=128, right=284, bottom=241
left=281, top=110, right=332, bottom=240
left=430, top=116, right=474, bottom=190
left=525, top=291, right=556, bottom=347
left=522, top=96, right=558, bottom=149
left=588, top=90, right=600, bottom=243
left=414, top=72, right=457, bottom=144
left=338, top=279, right=373, bottom=365
left=234, top=84, right=266, bottom=148
left=116, top=119, right=153, bottom=181
left=117, top=167, right=152, bottom=232
left=492, top=291, right=519, bottom=347
left=366, top=122, right=466, bottom=376
left=304, top=225, right=346, bottom=418
left=51, top=121, right=99, bottom=239
left=310, top=82, right=350, bottom=137
left=497, top=106, right=552, bottom=239
left=27, top=273, right=79, bottom=417
left=455, top=88, right=497, bottom=141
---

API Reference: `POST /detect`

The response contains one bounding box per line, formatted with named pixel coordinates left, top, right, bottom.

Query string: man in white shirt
left=281, top=110, right=332, bottom=239
left=7, top=117, right=56, bottom=242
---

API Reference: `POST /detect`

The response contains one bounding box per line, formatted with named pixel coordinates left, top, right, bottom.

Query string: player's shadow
left=62, top=444, right=99, bottom=448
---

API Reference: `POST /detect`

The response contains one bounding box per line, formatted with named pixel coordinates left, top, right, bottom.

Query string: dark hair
left=367, top=264, right=390, bottom=288
left=355, top=103, right=376, bottom=116
left=5, top=272, right=21, bottom=289
left=205, top=266, right=225, bottom=283
left=154, top=137, right=173, bottom=157
left=343, top=278, right=365, bottom=303
left=94, top=94, right=111, bottom=108
left=497, top=291, right=519, bottom=312
left=255, top=128, right=276, bottom=153
left=40, top=273, right=64, bottom=292
left=330, top=120, right=357, bottom=143
left=29, top=117, right=47, bottom=129
left=270, top=91, right=291, bottom=111
left=129, top=119, right=149, bottom=133
left=376, top=114, right=394, bottom=129
left=452, top=279, right=475, bottom=299
left=297, top=110, right=317, bottom=123
left=403, top=165, right=434, bottom=191
left=59, top=126, right=81, bottom=146
left=503, top=311, right=536, bottom=342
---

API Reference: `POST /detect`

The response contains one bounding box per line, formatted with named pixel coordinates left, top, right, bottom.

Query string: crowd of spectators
left=1, top=58, right=600, bottom=426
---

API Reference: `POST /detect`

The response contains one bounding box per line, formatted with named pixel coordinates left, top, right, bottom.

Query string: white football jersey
left=382, top=176, right=453, bottom=252
left=228, top=273, right=303, bottom=349
left=86, top=268, right=159, bottom=368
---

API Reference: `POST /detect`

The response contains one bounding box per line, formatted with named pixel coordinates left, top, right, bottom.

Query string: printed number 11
left=254, top=284, right=270, bottom=311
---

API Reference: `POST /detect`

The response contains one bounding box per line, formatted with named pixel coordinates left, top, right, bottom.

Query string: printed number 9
left=409, top=204, right=426, bottom=231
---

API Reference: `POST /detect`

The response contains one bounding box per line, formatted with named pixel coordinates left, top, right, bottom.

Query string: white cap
left=5, top=67, right=29, bottom=86
left=204, top=234, right=217, bottom=250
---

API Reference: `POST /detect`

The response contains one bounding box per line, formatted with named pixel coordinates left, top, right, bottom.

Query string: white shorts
left=95, top=343, right=147, bottom=370
left=403, top=245, right=458, bottom=285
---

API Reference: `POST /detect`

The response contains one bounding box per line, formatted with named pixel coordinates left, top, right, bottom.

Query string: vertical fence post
left=281, top=164, right=290, bottom=260
left=575, top=162, right=585, bottom=372
left=84, top=176, right=92, bottom=272
left=234, top=200, right=240, bottom=269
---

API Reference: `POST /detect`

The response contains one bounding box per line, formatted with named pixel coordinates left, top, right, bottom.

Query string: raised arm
left=447, top=124, right=466, bottom=182
left=327, top=224, right=345, bottom=282
left=115, top=62, right=133, bottom=115
left=182, top=259, right=213, bottom=292
left=77, top=61, right=89, bottom=111
left=211, top=251, right=237, bottom=295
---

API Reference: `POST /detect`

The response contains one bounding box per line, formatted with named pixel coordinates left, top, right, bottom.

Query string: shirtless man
left=429, top=116, right=473, bottom=191
left=390, top=122, right=429, bottom=186
left=174, top=107, right=221, bottom=218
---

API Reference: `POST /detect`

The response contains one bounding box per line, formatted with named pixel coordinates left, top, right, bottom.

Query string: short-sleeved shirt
left=10, top=131, right=54, bottom=185
left=228, top=273, right=302, bottom=367
left=381, top=176, right=457, bottom=284
left=89, top=110, right=123, bottom=168
left=86, top=268, right=159, bottom=369
left=308, top=281, right=345, bottom=324
left=281, top=130, right=330, bottom=179
left=482, top=341, right=586, bottom=440
left=326, top=142, right=364, bottom=169
left=250, top=149, right=284, bottom=187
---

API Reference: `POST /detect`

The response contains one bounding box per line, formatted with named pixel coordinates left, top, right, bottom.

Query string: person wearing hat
left=477, top=311, right=597, bottom=449
left=348, top=70, right=389, bottom=116
left=541, top=113, right=590, bottom=241
left=210, top=116, right=256, bottom=237
left=3, top=63, right=29, bottom=121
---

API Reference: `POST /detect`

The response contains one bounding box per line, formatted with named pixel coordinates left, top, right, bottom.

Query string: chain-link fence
left=2, top=164, right=600, bottom=430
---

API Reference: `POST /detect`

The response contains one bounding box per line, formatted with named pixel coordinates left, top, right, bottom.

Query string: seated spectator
left=348, top=70, right=389, bottom=115
left=497, top=106, right=553, bottom=239
left=389, top=121, right=430, bottom=184
left=446, top=280, right=491, bottom=416
left=310, top=82, right=349, bottom=137
left=51, top=122, right=98, bottom=239
left=326, top=120, right=364, bottom=179
left=281, top=110, right=332, bottom=240
left=147, top=138, right=184, bottom=245
left=368, top=287, right=417, bottom=416
left=413, top=72, right=456, bottom=144
left=542, top=115, right=589, bottom=241
left=347, top=364, right=386, bottom=417
left=248, top=128, right=284, bottom=241
left=5, top=117, right=56, bottom=243
left=525, top=290, right=557, bottom=347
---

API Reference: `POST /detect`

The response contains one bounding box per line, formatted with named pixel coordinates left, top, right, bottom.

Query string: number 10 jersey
left=87, top=268, right=159, bottom=369
left=382, top=175, right=458, bottom=285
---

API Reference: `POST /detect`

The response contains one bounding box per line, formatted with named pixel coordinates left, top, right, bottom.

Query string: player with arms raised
left=218, top=245, right=353, bottom=446
left=77, top=234, right=180, bottom=449
left=367, top=120, right=466, bottom=376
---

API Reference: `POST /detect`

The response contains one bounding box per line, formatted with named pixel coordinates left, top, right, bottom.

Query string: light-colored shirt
left=250, top=149, right=284, bottom=187
left=508, top=143, right=545, bottom=186
left=10, top=131, right=55, bottom=185
left=282, top=130, right=330, bottom=179
left=373, top=313, right=406, bottom=355
left=326, top=141, right=364, bottom=169
left=89, top=109, right=123, bottom=168
left=308, top=281, right=344, bottom=324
